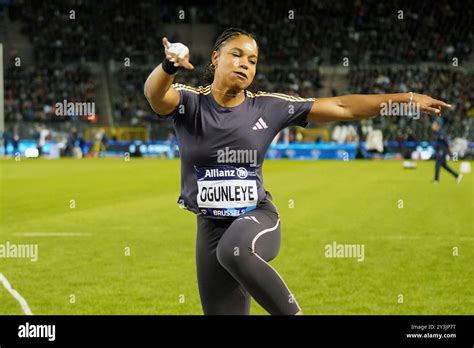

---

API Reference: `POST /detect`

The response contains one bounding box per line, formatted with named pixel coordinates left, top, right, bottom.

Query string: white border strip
left=0, top=273, right=33, bottom=315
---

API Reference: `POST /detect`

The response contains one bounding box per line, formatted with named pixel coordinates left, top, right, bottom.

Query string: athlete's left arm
left=307, top=93, right=451, bottom=123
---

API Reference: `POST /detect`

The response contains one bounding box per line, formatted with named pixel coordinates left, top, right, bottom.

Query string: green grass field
left=0, top=158, right=472, bottom=315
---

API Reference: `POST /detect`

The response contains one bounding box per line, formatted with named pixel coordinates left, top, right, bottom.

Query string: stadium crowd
left=348, top=67, right=474, bottom=142
left=4, top=62, right=97, bottom=125
left=216, top=0, right=472, bottom=65
left=3, top=0, right=473, bottom=143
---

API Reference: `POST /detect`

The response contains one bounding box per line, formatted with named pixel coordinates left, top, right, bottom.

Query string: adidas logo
left=252, top=117, right=268, bottom=130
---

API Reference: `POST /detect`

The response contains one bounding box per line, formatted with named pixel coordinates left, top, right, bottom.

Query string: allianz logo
left=203, top=167, right=249, bottom=179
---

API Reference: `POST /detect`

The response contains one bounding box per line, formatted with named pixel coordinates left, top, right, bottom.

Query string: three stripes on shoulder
left=172, top=84, right=316, bottom=102
left=172, top=83, right=211, bottom=95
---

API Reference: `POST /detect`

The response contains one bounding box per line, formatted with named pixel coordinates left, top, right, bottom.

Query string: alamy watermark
left=380, top=100, right=421, bottom=119
left=18, top=322, right=55, bottom=341
left=55, top=99, right=95, bottom=117
left=0, top=241, right=38, bottom=262
left=325, top=241, right=365, bottom=262
left=217, top=146, right=258, bottom=167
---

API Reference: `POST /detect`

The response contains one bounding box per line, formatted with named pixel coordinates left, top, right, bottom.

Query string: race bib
left=196, top=165, right=258, bottom=217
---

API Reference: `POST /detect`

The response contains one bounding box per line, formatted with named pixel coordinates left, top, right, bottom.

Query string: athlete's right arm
left=144, top=37, right=194, bottom=116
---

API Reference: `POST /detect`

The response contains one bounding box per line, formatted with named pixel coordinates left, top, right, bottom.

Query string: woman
left=144, top=28, right=450, bottom=315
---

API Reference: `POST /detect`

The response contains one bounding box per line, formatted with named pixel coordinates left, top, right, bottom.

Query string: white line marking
left=250, top=216, right=261, bottom=224
left=0, top=273, right=33, bottom=315
left=251, top=218, right=280, bottom=252
left=13, top=232, right=91, bottom=237
left=253, top=252, right=302, bottom=312
left=250, top=218, right=302, bottom=312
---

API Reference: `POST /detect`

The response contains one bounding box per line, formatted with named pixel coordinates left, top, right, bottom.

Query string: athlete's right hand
left=162, top=37, right=194, bottom=70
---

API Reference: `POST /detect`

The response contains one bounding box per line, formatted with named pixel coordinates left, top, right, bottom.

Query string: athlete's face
left=212, top=35, right=258, bottom=90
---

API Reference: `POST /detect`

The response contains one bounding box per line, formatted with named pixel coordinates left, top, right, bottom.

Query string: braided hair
left=203, top=28, right=258, bottom=85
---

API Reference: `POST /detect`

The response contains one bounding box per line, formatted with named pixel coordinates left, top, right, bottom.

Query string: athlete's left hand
left=414, top=94, right=452, bottom=115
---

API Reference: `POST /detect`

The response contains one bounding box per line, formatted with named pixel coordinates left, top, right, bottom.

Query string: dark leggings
left=196, top=199, right=301, bottom=315
left=435, top=157, right=458, bottom=181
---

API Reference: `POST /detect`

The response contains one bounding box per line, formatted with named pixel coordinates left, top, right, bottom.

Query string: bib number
left=196, top=165, right=257, bottom=217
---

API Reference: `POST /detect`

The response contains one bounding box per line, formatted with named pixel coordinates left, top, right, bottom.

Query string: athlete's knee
left=216, top=234, right=251, bottom=270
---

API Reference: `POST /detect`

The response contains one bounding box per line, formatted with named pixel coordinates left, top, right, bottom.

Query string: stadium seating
left=3, top=0, right=473, bottom=143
